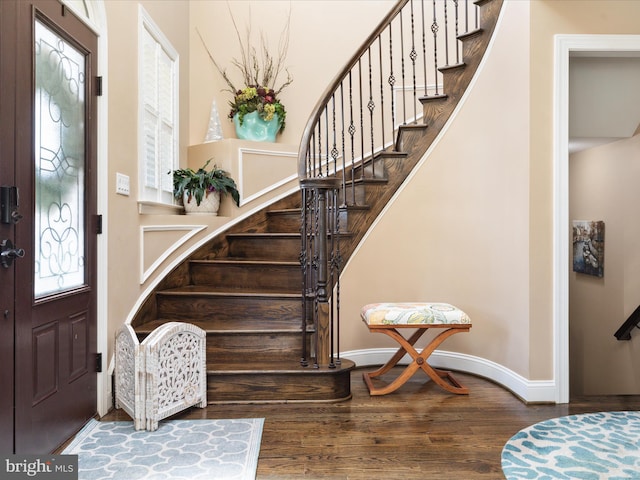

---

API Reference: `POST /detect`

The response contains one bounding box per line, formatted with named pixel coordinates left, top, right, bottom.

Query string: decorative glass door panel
left=34, top=19, right=86, bottom=298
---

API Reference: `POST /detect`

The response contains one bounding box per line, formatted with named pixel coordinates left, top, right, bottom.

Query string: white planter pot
left=183, top=190, right=221, bottom=215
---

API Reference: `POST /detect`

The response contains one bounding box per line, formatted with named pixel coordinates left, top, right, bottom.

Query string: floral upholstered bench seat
left=361, top=302, right=472, bottom=396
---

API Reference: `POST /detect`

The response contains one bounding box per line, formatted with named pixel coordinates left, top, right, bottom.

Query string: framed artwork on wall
left=572, top=220, right=605, bottom=277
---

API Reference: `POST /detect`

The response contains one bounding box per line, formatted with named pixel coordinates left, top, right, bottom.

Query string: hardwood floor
left=101, top=367, right=640, bottom=479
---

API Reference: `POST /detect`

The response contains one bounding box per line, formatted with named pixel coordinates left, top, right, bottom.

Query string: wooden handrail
left=614, top=304, right=640, bottom=340
left=297, top=0, right=409, bottom=178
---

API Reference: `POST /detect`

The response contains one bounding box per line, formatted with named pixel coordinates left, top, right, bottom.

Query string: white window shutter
left=138, top=6, right=178, bottom=204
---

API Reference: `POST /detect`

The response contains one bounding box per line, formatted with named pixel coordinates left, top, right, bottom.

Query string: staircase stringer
left=304, top=0, right=505, bottom=368
left=331, top=0, right=504, bottom=272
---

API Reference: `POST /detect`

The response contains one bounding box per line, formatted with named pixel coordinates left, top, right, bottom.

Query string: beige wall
left=340, top=0, right=532, bottom=375
left=189, top=1, right=395, bottom=147
left=569, top=135, right=640, bottom=395
left=105, top=0, right=190, bottom=363
left=102, top=0, right=640, bottom=405
left=527, top=0, right=640, bottom=382
left=342, top=0, right=640, bottom=385
left=103, top=1, right=395, bottom=378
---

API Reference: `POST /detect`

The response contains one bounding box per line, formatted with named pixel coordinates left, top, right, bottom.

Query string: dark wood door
left=0, top=0, right=98, bottom=454
left=0, top=0, right=19, bottom=453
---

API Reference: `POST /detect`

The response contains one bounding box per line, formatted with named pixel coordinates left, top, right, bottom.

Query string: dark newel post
left=301, top=177, right=340, bottom=367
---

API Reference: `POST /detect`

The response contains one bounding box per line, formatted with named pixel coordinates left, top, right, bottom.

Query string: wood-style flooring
left=101, top=367, right=640, bottom=479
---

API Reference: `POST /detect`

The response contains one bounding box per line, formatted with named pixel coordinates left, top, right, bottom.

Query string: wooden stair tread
left=439, top=62, right=466, bottom=72
left=419, top=93, right=449, bottom=103
left=397, top=123, right=428, bottom=131
left=267, top=208, right=300, bottom=214
left=207, top=359, right=355, bottom=374
left=157, top=286, right=301, bottom=297
left=341, top=204, right=370, bottom=211
left=226, top=232, right=300, bottom=238
left=377, top=150, right=408, bottom=158
left=176, top=285, right=300, bottom=295
left=192, top=259, right=299, bottom=266
left=351, top=177, right=389, bottom=186
left=458, top=27, right=483, bottom=41
left=135, top=318, right=309, bottom=334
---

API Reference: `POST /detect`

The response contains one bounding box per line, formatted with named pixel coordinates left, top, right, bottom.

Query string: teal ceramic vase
left=233, top=111, right=280, bottom=142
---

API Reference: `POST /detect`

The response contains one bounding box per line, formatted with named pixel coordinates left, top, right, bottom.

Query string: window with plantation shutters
left=138, top=6, right=178, bottom=205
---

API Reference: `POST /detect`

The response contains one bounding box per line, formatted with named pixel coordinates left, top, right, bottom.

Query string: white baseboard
left=342, top=348, right=557, bottom=403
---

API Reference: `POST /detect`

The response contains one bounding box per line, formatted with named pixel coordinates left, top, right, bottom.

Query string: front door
left=0, top=0, right=98, bottom=453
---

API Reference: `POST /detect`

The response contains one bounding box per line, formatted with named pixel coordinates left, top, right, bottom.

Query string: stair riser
left=207, top=332, right=306, bottom=363
left=206, top=369, right=352, bottom=403
left=190, top=263, right=302, bottom=292
left=228, top=237, right=300, bottom=260
left=267, top=212, right=302, bottom=233
left=338, top=184, right=366, bottom=206
left=156, top=295, right=303, bottom=321
left=422, top=98, right=450, bottom=127
left=351, top=157, right=387, bottom=179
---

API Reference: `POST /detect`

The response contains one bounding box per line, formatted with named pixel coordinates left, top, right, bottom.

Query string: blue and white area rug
left=62, top=418, right=264, bottom=480
left=501, top=411, right=640, bottom=479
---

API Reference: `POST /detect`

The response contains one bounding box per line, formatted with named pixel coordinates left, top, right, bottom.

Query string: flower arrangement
left=171, top=159, right=240, bottom=207
left=229, top=85, right=286, bottom=130
left=197, top=6, right=292, bottom=133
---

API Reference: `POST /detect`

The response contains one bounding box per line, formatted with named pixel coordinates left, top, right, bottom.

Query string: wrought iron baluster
left=299, top=188, right=309, bottom=367
left=348, top=71, right=356, bottom=205
left=465, top=0, right=469, bottom=32
left=444, top=0, right=450, bottom=66
left=331, top=96, right=337, bottom=176
left=378, top=37, right=386, bottom=148
left=330, top=187, right=342, bottom=367
left=367, top=48, right=376, bottom=177
left=388, top=24, right=396, bottom=145
left=339, top=82, right=347, bottom=206
left=324, top=106, right=330, bottom=176
left=399, top=11, right=406, bottom=125
left=358, top=59, right=365, bottom=180
left=475, top=0, right=479, bottom=29
left=312, top=190, right=320, bottom=368
left=454, top=0, right=460, bottom=65
left=431, top=0, right=440, bottom=95
left=409, top=0, right=417, bottom=123
left=421, top=0, right=428, bottom=97
left=311, top=130, right=317, bottom=177
left=317, top=115, right=323, bottom=177
left=327, top=189, right=338, bottom=368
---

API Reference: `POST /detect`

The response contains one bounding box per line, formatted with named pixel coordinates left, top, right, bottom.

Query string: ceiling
left=569, top=53, right=640, bottom=153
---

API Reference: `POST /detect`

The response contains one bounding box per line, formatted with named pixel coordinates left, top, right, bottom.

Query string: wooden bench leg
left=363, top=326, right=470, bottom=396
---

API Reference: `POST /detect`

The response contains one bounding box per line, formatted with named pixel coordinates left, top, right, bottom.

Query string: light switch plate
left=116, top=173, right=130, bottom=196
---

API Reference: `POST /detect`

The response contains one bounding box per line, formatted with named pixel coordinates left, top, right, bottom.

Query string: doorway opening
left=554, top=34, right=640, bottom=403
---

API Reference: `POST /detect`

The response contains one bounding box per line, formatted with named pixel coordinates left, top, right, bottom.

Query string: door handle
left=0, top=239, right=25, bottom=268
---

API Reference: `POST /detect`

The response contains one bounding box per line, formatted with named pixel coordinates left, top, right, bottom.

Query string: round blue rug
left=501, top=411, right=640, bottom=479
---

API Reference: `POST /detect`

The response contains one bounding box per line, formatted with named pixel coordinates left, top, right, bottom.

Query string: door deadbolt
left=1, top=186, right=21, bottom=224
left=0, top=239, right=25, bottom=268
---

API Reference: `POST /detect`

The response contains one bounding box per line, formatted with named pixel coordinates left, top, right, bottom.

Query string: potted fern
left=171, top=159, right=240, bottom=215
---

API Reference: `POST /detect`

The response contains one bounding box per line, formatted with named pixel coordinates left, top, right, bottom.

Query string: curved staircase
left=129, top=0, right=503, bottom=404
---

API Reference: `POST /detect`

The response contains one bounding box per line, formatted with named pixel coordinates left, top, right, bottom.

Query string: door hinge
left=96, top=214, right=103, bottom=234
left=96, top=76, right=103, bottom=96
left=96, top=353, right=103, bottom=373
